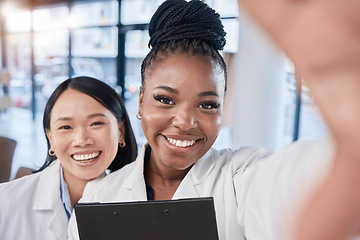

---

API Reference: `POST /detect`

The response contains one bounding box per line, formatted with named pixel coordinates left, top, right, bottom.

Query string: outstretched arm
left=236, top=0, right=360, bottom=239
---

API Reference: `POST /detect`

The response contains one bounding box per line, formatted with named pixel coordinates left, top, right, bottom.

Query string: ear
left=46, top=129, right=53, bottom=144
left=118, top=121, right=126, bottom=142
left=138, top=86, right=144, bottom=115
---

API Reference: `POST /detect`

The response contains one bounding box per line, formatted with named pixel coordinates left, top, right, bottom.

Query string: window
left=283, top=59, right=328, bottom=145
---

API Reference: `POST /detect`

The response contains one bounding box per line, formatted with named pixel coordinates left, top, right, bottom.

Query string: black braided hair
left=141, top=0, right=227, bottom=92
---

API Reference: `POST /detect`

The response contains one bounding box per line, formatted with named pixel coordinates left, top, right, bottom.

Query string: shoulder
left=244, top=138, right=333, bottom=205
left=206, top=145, right=271, bottom=170
left=263, top=137, right=334, bottom=173
left=240, top=137, right=334, bottom=238
left=0, top=171, right=43, bottom=227
left=0, top=171, right=42, bottom=197
left=208, top=145, right=271, bottom=163
left=191, top=146, right=272, bottom=181
left=248, top=137, right=334, bottom=187
left=0, top=160, right=61, bottom=204
left=0, top=161, right=64, bottom=239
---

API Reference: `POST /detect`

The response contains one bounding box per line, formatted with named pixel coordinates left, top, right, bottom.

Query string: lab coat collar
left=119, top=143, right=149, bottom=201
left=189, top=148, right=216, bottom=185
left=33, top=160, right=68, bottom=239
left=122, top=144, right=148, bottom=191
left=174, top=148, right=216, bottom=199
left=33, top=160, right=62, bottom=211
left=125, top=143, right=217, bottom=199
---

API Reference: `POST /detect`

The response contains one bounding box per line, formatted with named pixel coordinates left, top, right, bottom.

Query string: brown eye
left=199, top=102, right=220, bottom=110
left=153, top=94, right=175, bottom=105
left=92, top=121, right=104, bottom=126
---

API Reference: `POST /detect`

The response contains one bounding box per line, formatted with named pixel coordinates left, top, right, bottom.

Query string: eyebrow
left=54, top=117, right=72, bottom=123
left=154, top=85, right=219, bottom=98
left=54, top=113, right=107, bottom=123
left=154, top=85, right=178, bottom=94
left=198, top=91, right=220, bottom=98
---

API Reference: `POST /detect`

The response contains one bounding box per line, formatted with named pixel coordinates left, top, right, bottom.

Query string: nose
left=72, top=128, right=93, bottom=147
left=172, top=106, right=198, bottom=131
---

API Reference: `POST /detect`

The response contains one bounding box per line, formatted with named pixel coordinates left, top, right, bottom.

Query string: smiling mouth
left=166, top=137, right=197, bottom=148
left=72, top=152, right=101, bottom=162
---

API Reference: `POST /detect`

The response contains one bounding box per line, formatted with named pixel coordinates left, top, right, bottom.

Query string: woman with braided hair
left=68, top=1, right=334, bottom=239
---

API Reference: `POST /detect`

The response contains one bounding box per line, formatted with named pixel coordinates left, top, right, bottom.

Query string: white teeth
left=167, top=137, right=196, bottom=148
left=73, top=152, right=100, bottom=161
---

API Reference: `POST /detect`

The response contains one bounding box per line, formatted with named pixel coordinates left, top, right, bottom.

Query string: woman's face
left=139, top=53, right=225, bottom=174
left=46, top=89, right=124, bottom=183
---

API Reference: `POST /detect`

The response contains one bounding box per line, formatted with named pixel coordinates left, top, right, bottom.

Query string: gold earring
left=119, top=141, right=126, bottom=148
left=49, top=149, right=56, bottom=156
left=136, top=112, right=142, bottom=120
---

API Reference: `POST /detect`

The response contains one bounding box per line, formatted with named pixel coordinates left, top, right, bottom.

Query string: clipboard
left=75, top=197, right=219, bottom=240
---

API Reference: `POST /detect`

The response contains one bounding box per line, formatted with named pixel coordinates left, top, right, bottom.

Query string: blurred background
left=0, top=0, right=328, bottom=180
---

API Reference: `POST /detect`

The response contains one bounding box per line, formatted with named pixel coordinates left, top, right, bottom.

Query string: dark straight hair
left=37, top=76, right=137, bottom=172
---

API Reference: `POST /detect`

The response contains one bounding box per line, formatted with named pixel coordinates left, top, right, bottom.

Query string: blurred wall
left=230, top=7, right=287, bottom=151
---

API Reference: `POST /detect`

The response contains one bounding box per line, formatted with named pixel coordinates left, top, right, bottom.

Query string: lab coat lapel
left=172, top=172, right=199, bottom=199
left=120, top=144, right=148, bottom=201
left=33, top=160, right=68, bottom=240
left=47, top=207, right=69, bottom=240
left=173, top=149, right=216, bottom=199
left=127, top=145, right=216, bottom=200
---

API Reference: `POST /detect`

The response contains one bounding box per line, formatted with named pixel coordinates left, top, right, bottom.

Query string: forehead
left=50, top=89, right=108, bottom=120
left=145, top=53, right=225, bottom=96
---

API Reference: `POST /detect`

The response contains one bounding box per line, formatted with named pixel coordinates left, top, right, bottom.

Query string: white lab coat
left=0, top=160, right=68, bottom=240
left=68, top=139, right=334, bottom=240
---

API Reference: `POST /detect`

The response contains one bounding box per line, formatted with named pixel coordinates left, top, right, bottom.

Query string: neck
left=63, top=171, right=91, bottom=207
left=145, top=158, right=190, bottom=201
